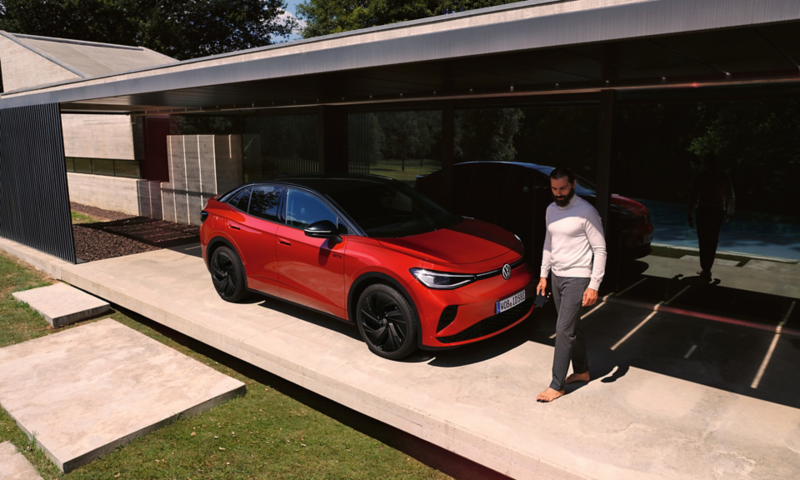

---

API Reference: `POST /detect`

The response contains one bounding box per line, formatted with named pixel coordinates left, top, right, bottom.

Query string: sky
left=282, top=0, right=305, bottom=41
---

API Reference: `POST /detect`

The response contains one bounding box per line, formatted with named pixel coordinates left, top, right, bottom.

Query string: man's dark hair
left=550, top=167, right=576, bottom=183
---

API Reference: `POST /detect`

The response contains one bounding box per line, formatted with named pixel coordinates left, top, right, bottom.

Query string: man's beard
left=554, top=187, right=575, bottom=207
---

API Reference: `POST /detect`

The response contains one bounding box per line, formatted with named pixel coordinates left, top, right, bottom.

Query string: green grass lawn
left=0, top=252, right=450, bottom=479
left=71, top=211, right=101, bottom=224
left=369, top=159, right=441, bottom=185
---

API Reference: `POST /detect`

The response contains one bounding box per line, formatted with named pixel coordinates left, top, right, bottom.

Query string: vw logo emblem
left=502, top=264, right=511, bottom=280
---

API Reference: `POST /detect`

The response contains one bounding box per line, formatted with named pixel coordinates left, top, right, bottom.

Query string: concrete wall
left=67, top=173, right=161, bottom=218
left=163, top=135, right=243, bottom=226
left=0, top=36, right=80, bottom=92
left=61, top=114, right=136, bottom=160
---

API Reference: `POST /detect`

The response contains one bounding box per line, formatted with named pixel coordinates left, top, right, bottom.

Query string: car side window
left=228, top=186, right=252, bottom=212
left=286, top=189, right=338, bottom=230
left=249, top=186, right=283, bottom=222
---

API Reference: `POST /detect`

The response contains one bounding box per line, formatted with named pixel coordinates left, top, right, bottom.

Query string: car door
left=241, top=185, right=285, bottom=296
left=275, top=188, right=348, bottom=318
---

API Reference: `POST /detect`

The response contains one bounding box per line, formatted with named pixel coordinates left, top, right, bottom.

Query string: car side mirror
left=304, top=220, right=342, bottom=242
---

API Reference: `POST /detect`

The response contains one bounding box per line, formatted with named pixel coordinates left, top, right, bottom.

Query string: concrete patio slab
left=0, top=319, right=246, bottom=473
left=0, top=441, right=43, bottom=480
left=12, top=283, right=109, bottom=328
left=53, top=246, right=800, bottom=480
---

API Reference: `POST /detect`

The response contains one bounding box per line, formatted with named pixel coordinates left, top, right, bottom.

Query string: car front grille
left=437, top=299, right=533, bottom=344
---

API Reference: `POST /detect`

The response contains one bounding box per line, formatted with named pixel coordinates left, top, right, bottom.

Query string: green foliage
left=0, top=0, right=297, bottom=60
left=375, top=111, right=441, bottom=161
left=297, top=0, right=520, bottom=38
left=454, top=108, right=524, bottom=162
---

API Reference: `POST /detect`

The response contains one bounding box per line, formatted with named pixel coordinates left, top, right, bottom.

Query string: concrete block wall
left=67, top=173, right=161, bottom=218
left=0, top=36, right=80, bottom=92
left=163, top=135, right=243, bottom=226
left=61, top=114, right=136, bottom=160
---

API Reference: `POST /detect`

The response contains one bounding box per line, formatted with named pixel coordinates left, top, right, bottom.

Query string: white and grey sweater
left=540, top=195, right=607, bottom=291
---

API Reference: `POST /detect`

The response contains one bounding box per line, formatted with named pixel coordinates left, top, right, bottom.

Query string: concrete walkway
left=45, top=245, right=799, bottom=480
left=0, top=442, right=43, bottom=480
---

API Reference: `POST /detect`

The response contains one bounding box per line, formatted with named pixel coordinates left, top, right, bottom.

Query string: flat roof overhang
left=2, top=0, right=800, bottom=113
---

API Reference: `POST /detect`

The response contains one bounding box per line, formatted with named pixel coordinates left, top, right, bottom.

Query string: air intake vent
left=437, top=306, right=459, bottom=332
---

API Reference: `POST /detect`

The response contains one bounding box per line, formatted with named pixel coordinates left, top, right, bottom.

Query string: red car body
left=200, top=174, right=534, bottom=357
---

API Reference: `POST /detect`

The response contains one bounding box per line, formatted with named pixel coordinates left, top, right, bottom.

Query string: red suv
left=200, top=174, right=534, bottom=359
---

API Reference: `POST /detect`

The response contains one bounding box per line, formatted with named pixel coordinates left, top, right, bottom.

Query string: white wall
left=61, top=114, right=136, bottom=160
left=67, top=173, right=161, bottom=218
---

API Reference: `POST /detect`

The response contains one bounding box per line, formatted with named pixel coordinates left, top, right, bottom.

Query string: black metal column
left=441, top=104, right=455, bottom=210
left=596, top=90, right=616, bottom=230
left=0, top=103, right=76, bottom=263
left=318, top=105, right=349, bottom=174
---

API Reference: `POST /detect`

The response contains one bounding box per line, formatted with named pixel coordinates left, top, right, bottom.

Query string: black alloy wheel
left=210, top=246, right=250, bottom=302
left=356, top=284, right=419, bottom=359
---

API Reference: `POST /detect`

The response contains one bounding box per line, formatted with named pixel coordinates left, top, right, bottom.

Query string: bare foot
left=536, top=388, right=564, bottom=402
left=566, top=372, right=590, bottom=384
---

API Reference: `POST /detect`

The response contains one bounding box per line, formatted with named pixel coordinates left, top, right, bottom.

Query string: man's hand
left=582, top=288, right=598, bottom=307
left=725, top=213, right=733, bottom=222
left=687, top=215, right=694, bottom=228
left=537, top=278, right=547, bottom=296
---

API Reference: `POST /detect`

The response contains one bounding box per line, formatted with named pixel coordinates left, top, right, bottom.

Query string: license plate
left=643, top=233, right=653, bottom=244
left=496, top=290, right=526, bottom=314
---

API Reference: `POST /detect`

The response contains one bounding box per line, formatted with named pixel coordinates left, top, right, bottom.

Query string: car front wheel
left=356, top=284, right=419, bottom=360
left=210, top=246, right=250, bottom=302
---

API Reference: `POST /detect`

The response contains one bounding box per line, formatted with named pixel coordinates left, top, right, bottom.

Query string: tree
left=297, top=0, right=520, bottom=38
left=0, top=0, right=297, bottom=60
left=455, top=108, right=523, bottom=162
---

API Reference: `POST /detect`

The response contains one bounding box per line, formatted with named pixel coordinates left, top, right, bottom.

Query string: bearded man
left=536, top=167, right=607, bottom=403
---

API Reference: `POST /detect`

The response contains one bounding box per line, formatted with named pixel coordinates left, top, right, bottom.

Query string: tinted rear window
left=228, top=187, right=252, bottom=212
left=249, top=186, right=283, bottom=222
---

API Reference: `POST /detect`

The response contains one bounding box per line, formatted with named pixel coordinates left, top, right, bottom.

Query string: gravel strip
left=71, top=203, right=200, bottom=262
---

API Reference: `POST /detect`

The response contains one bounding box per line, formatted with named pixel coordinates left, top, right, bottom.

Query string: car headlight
left=410, top=268, right=476, bottom=290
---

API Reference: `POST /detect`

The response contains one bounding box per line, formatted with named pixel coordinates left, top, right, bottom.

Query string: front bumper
left=413, top=262, right=535, bottom=348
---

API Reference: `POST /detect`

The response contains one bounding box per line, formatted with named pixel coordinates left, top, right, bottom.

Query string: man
left=687, top=153, right=735, bottom=280
left=536, top=167, right=607, bottom=403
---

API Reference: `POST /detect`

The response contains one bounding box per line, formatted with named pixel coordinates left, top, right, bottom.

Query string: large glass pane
left=348, top=111, right=442, bottom=186
left=243, top=114, right=319, bottom=180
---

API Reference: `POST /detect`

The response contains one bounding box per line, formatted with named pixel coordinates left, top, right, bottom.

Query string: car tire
left=210, top=246, right=250, bottom=303
left=356, top=283, right=419, bottom=360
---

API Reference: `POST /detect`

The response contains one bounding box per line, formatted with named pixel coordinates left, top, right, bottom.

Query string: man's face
left=550, top=176, right=576, bottom=207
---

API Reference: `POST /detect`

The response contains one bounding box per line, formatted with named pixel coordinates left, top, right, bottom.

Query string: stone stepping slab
left=12, top=283, right=110, bottom=328
left=0, top=441, right=43, bottom=480
left=0, top=319, right=246, bottom=473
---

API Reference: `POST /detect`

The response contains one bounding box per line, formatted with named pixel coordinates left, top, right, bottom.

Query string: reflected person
left=687, top=153, right=735, bottom=280
left=536, top=167, right=607, bottom=403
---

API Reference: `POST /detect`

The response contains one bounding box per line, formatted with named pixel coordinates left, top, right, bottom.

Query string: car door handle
left=229, top=225, right=240, bottom=230
left=279, top=239, right=291, bottom=246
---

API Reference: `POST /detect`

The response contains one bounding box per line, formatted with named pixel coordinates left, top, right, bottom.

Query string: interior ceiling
left=60, top=21, right=800, bottom=114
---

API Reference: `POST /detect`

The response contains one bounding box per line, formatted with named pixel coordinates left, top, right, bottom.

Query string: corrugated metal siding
left=0, top=103, right=76, bottom=263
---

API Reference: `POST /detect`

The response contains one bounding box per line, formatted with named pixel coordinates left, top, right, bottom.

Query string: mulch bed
left=71, top=203, right=200, bottom=262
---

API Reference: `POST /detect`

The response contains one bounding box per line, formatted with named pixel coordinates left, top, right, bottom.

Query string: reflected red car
left=416, top=162, right=654, bottom=267
left=200, top=174, right=534, bottom=359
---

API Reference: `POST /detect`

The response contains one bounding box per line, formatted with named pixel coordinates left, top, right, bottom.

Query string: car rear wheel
left=210, top=246, right=250, bottom=302
left=356, top=284, right=418, bottom=360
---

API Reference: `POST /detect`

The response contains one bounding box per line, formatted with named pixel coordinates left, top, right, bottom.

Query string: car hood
left=377, top=218, right=521, bottom=266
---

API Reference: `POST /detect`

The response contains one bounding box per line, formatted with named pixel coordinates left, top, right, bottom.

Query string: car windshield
left=324, top=179, right=463, bottom=237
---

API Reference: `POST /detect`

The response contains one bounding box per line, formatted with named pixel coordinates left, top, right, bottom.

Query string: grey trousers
left=550, top=274, right=591, bottom=391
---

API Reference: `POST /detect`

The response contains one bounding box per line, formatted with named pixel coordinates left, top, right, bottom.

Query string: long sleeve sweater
left=540, top=195, right=607, bottom=291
